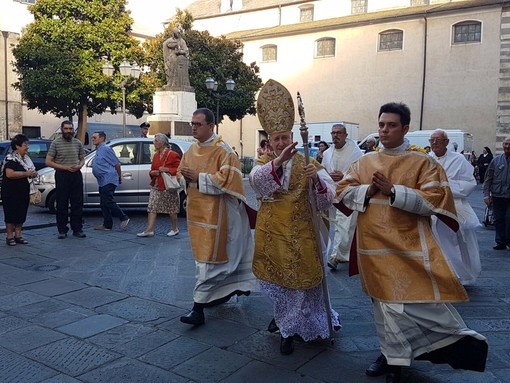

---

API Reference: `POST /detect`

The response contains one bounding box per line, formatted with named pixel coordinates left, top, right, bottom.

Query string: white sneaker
left=120, top=218, right=130, bottom=230
left=137, top=231, right=154, bottom=237
left=167, top=229, right=179, bottom=237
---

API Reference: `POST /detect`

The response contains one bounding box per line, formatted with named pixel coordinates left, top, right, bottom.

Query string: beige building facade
left=186, top=0, right=508, bottom=157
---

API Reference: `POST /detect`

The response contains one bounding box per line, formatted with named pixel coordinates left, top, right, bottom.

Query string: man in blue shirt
left=91, top=132, right=130, bottom=231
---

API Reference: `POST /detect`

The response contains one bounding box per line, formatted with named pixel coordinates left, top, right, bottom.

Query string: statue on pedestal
left=163, top=28, right=193, bottom=92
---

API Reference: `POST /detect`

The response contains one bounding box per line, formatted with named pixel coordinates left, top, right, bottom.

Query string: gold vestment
left=337, top=150, right=468, bottom=303
left=178, top=139, right=245, bottom=264
left=252, top=153, right=324, bottom=290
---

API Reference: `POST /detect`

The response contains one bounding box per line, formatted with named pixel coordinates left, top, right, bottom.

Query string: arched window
left=453, top=21, right=481, bottom=44
left=315, top=38, right=336, bottom=58
left=261, top=45, right=277, bottom=62
left=300, top=5, right=314, bottom=22
left=379, top=29, right=404, bottom=51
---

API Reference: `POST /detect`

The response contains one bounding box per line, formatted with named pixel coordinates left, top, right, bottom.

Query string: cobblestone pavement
left=0, top=183, right=508, bottom=382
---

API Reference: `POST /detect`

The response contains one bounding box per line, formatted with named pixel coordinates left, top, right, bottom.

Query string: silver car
left=34, top=137, right=192, bottom=215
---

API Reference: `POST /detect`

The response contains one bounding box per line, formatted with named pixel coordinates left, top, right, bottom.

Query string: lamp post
left=205, top=77, right=235, bottom=134
left=102, top=59, right=141, bottom=137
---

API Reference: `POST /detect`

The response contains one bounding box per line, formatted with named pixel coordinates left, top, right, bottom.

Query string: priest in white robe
left=429, top=129, right=482, bottom=285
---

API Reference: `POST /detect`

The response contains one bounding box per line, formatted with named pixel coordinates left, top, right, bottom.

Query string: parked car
left=34, top=137, right=192, bottom=215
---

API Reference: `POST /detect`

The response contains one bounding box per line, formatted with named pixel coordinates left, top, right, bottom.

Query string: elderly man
left=91, top=131, right=130, bottom=232
left=177, top=108, right=256, bottom=326
left=322, top=123, right=363, bottom=269
left=429, top=129, right=481, bottom=285
left=336, top=102, right=487, bottom=383
left=483, top=137, right=510, bottom=250
left=250, top=79, right=340, bottom=355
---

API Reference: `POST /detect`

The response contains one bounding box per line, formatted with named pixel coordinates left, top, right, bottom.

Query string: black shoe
left=366, top=354, right=388, bottom=377
left=386, top=366, right=401, bottom=383
left=268, top=318, right=279, bottom=333
left=73, top=231, right=86, bottom=238
left=180, top=310, right=205, bottom=326
left=58, top=233, right=67, bottom=239
left=493, top=244, right=507, bottom=250
left=280, top=336, right=294, bottom=355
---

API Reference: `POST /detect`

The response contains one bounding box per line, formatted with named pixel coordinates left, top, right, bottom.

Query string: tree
left=12, top=0, right=146, bottom=142
left=143, top=9, right=262, bottom=125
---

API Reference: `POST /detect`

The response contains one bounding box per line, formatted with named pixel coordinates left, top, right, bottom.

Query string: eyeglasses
left=428, top=138, right=447, bottom=143
left=189, top=122, right=210, bottom=128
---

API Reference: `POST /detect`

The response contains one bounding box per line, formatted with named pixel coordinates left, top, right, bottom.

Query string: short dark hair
left=140, top=122, right=150, bottom=129
left=378, top=102, right=411, bottom=127
left=94, top=131, right=106, bottom=140
left=318, top=140, right=330, bottom=149
left=194, top=108, right=215, bottom=125
left=11, top=134, right=29, bottom=150
left=61, top=120, right=73, bottom=128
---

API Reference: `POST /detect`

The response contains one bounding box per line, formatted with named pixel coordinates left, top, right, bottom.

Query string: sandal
left=6, top=238, right=16, bottom=246
left=14, top=237, right=28, bottom=245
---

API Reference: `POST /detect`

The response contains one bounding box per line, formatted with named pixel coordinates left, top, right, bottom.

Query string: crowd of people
left=3, top=89, right=504, bottom=382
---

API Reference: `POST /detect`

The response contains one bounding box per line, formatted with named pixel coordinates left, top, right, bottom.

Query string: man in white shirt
left=322, top=123, right=363, bottom=269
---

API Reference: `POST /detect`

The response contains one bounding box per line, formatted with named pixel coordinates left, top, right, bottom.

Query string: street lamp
left=205, top=76, right=235, bottom=134
left=102, top=59, right=141, bottom=137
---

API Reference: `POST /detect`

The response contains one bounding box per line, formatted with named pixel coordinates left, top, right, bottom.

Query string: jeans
left=99, top=183, right=128, bottom=229
left=55, top=171, right=83, bottom=234
left=492, top=196, right=510, bottom=245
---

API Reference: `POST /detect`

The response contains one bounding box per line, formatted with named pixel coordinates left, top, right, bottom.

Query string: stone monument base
left=147, top=89, right=197, bottom=141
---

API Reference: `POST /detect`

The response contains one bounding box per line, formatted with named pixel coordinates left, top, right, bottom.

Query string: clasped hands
left=274, top=141, right=319, bottom=183
left=367, top=171, right=393, bottom=198
left=180, top=167, right=199, bottom=182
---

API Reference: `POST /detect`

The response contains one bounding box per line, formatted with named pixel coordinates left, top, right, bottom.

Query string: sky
left=128, top=0, right=196, bottom=36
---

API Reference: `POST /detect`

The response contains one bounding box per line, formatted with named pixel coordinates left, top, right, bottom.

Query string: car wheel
left=179, top=190, right=187, bottom=217
left=47, top=192, right=57, bottom=214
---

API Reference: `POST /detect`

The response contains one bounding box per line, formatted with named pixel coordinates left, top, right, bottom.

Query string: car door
left=136, top=141, right=155, bottom=204
left=83, top=142, right=140, bottom=205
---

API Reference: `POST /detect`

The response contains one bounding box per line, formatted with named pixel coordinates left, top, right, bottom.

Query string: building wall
left=196, top=1, right=504, bottom=157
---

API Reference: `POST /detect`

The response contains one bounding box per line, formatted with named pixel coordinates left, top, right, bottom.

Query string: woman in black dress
left=1, top=134, right=38, bottom=246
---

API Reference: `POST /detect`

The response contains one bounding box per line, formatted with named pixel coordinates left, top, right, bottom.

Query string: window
left=379, top=30, right=403, bottom=51
left=300, top=5, right=314, bottom=22
left=453, top=21, right=481, bottom=44
left=315, top=38, right=336, bottom=58
left=261, top=45, right=277, bottom=62
left=351, top=0, right=367, bottom=15
left=411, top=0, right=429, bottom=5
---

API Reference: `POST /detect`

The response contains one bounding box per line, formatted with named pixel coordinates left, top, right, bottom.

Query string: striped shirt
left=47, top=137, right=85, bottom=166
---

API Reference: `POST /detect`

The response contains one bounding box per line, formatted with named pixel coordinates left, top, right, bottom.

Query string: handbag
left=30, top=189, right=42, bottom=205
left=161, top=171, right=181, bottom=190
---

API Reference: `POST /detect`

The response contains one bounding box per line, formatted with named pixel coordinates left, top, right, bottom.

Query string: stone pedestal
left=147, top=90, right=197, bottom=140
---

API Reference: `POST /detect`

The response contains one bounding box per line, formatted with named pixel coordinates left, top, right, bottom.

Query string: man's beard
left=63, top=132, right=73, bottom=140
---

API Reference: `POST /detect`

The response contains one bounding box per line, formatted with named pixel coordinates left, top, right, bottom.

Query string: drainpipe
left=2, top=31, right=9, bottom=140
left=419, top=16, right=428, bottom=131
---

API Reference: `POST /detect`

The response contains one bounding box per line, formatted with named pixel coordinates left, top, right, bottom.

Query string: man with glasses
left=177, top=107, right=256, bottom=326
left=322, top=123, right=363, bottom=270
left=91, top=132, right=130, bottom=232
left=429, top=129, right=480, bottom=284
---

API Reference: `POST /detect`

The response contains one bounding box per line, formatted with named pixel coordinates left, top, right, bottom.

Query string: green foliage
left=143, top=9, right=263, bottom=124
left=13, top=0, right=146, bottom=122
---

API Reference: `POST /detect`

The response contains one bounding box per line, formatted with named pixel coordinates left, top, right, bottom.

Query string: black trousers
left=55, top=170, right=83, bottom=234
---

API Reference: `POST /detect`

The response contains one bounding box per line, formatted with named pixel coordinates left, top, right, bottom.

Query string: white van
left=358, top=129, right=473, bottom=158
